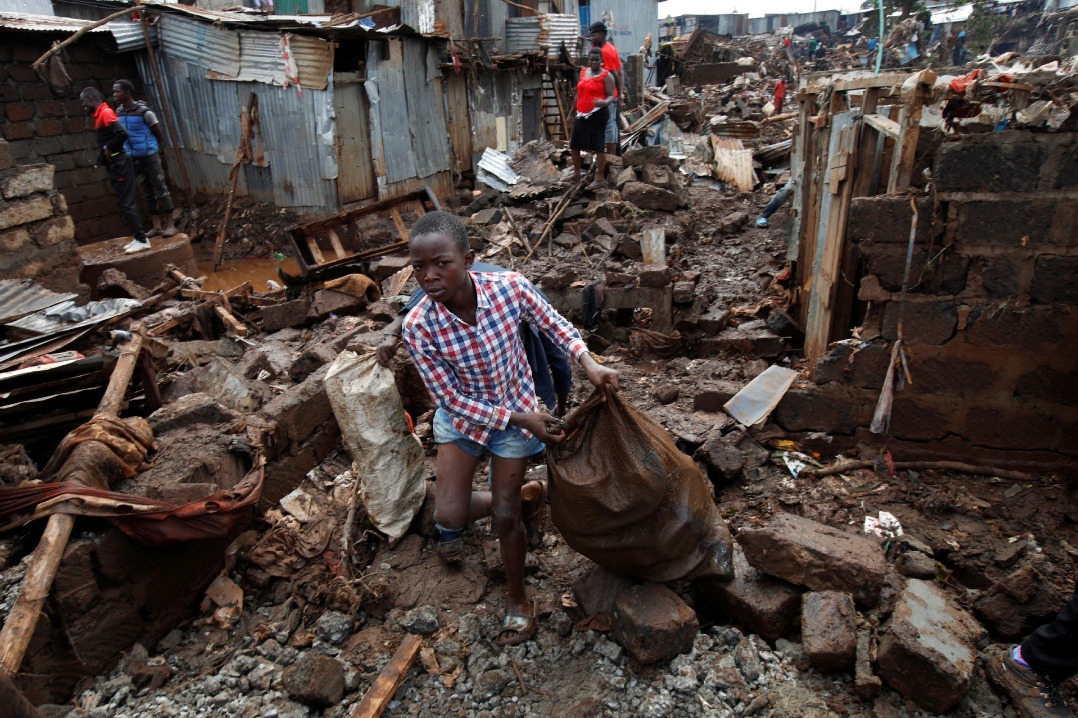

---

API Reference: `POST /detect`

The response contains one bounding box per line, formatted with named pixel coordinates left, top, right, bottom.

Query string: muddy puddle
left=196, top=257, right=301, bottom=292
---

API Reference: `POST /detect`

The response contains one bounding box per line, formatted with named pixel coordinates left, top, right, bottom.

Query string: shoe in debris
left=988, top=646, right=1074, bottom=718
left=124, top=239, right=152, bottom=255
left=755, top=217, right=769, bottom=227
left=436, top=536, right=464, bottom=565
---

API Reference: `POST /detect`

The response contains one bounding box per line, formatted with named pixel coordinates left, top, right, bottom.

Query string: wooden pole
left=212, top=94, right=257, bottom=270
left=0, top=330, right=146, bottom=675
left=31, top=7, right=138, bottom=70
left=350, top=635, right=422, bottom=718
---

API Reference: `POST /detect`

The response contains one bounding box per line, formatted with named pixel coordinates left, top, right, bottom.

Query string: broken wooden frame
left=792, top=70, right=937, bottom=361
left=288, top=187, right=442, bottom=278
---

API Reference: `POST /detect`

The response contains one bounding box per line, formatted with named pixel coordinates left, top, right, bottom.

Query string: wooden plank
left=863, top=113, right=900, bottom=139
left=327, top=228, right=347, bottom=260
left=389, top=208, right=409, bottom=244
left=804, top=112, right=860, bottom=360
left=832, top=72, right=918, bottom=92
left=887, top=71, right=936, bottom=195
left=306, top=237, right=326, bottom=266
left=350, top=634, right=422, bottom=718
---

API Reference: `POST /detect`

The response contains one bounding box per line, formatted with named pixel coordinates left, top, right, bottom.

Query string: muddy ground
left=3, top=161, right=1076, bottom=718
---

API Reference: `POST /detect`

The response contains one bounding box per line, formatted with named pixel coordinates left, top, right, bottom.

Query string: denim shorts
left=433, top=408, right=545, bottom=459
left=604, top=100, right=619, bottom=144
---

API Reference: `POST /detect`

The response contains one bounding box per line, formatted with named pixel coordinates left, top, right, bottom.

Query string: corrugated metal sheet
left=711, top=136, right=757, bottom=190
left=106, top=19, right=156, bottom=53
left=586, top=0, right=657, bottom=61
left=400, top=0, right=436, bottom=34
left=0, top=280, right=76, bottom=325
left=254, top=81, right=339, bottom=211
left=443, top=72, right=472, bottom=172
left=0, top=1, right=54, bottom=18
left=235, top=31, right=332, bottom=89
left=405, top=39, right=450, bottom=179
left=368, top=38, right=418, bottom=185
left=160, top=13, right=241, bottom=77
left=0, top=11, right=111, bottom=32
left=506, top=14, right=581, bottom=57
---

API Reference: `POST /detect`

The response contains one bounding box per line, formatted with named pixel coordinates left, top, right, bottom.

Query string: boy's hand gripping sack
left=547, top=390, right=734, bottom=582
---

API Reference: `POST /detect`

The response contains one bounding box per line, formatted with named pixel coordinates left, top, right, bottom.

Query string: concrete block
left=573, top=565, right=634, bottom=617
left=694, top=543, right=802, bottom=642
left=0, top=228, right=31, bottom=253
left=282, top=652, right=345, bottom=707
left=468, top=207, right=503, bottom=225
left=78, top=233, right=197, bottom=289
left=672, top=281, right=695, bottom=304
left=854, top=631, right=882, bottom=700
left=736, top=512, right=887, bottom=606
left=847, top=196, right=935, bottom=245
left=308, top=288, right=366, bottom=320
left=638, top=268, right=672, bottom=288
left=0, top=162, right=54, bottom=199
left=703, top=320, right=783, bottom=357
left=877, top=578, right=984, bottom=713
left=801, top=591, right=856, bottom=673
left=773, top=386, right=871, bottom=434
left=621, top=181, right=682, bottom=212
left=693, top=433, right=745, bottom=480
left=860, top=244, right=969, bottom=295
left=149, top=393, right=242, bottom=434
left=33, top=215, right=75, bottom=248
left=936, top=136, right=1045, bottom=193
left=615, top=166, right=637, bottom=190
left=1030, top=255, right=1078, bottom=304
left=262, top=297, right=311, bottom=332
left=289, top=342, right=340, bottom=383
left=881, top=299, right=957, bottom=345
left=612, top=583, right=699, bottom=665
left=0, top=195, right=53, bottom=230
left=372, top=254, right=411, bottom=280
left=259, top=365, right=333, bottom=448
left=0, top=139, right=12, bottom=171
left=1054, top=142, right=1078, bottom=188
left=955, top=200, right=1057, bottom=247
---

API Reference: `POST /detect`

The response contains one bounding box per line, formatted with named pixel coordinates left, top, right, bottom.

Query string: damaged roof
left=0, top=11, right=112, bottom=33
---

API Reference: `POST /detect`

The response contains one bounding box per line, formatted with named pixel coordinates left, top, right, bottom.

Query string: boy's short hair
left=80, top=87, right=103, bottom=102
left=114, top=79, right=135, bottom=94
left=409, top=211, right=469, bottom=254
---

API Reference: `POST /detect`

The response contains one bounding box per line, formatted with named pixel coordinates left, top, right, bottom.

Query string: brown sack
left=548, top=389, right=734, bottom=582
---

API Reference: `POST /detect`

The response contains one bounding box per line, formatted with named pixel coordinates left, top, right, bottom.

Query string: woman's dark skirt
left=570, top=106, right=609, bottom=153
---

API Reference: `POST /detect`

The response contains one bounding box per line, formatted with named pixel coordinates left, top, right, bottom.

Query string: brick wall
left=805, top=130, right=1077, bottom=472
left=0, top=139, right=85, bottom=294
left=0, top=31, right=141, bottom=245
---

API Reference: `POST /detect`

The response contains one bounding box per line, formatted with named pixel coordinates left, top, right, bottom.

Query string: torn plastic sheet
left=774, top=450, right=820, bottom=478
left=864, top=511, right=904, bottom=538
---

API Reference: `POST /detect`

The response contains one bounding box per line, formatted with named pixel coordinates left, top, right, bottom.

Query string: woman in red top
left=571, top=47, right=616, bottom=190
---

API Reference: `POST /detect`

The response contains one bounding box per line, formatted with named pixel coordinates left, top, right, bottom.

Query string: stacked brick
left=0, top=32, right=140, bottom=244
left=808, top=130, right=1077, bottom=470
left=0, top=139, right=84, bottom=293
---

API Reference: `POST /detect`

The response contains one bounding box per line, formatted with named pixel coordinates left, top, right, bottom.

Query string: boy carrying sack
left=401, top=212, right=619, bottom=647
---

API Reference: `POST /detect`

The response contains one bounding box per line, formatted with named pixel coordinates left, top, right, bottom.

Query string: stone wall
left=803, top=130, right=1077, bottom=472
left=0, top=139, right=84, bottom=293
left=0, top=32, right=141, bottom=245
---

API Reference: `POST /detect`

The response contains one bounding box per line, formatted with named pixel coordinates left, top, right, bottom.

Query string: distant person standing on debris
left=953, top=31, right=967, bottom=65
left=113, top=80, right=177, bottom=239
left=989, top=582, right=1077, bottom=717
left=79, top=87, right=150, bottom=255
left=772, top=77, right=787, bottom=114
left=399, top=211, right=619, bottom=647
left=571, top=47, right=616, bottom=190
left=590, top=21, right=623, bottom=162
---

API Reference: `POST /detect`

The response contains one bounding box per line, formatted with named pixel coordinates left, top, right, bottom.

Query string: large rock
left=573, top=565, right=633, bottom=617
left=876, top=579, right=984, bottom=713
left=736, top=512, right=887, bottom=606
left=282, top=652, right=345, bottom=707
left=620, top=182, right=682, bottom=212
left=612, top=583, right=698, bottom=664
left=694, top=544, right=802, bottom=642
left=693, top=433, right=746, bottom=480
left=622, top=145, right=678, bottom=169
left=801, top=591, right=856, bottom=672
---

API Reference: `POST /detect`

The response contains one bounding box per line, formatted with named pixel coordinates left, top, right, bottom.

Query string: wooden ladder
left=541, top=72, right=569, bottom=142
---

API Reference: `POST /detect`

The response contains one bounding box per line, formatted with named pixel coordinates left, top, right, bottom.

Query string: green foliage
left=964, top=0, right=1009, bottom=51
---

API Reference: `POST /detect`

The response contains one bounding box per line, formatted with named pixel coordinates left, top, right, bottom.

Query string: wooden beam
left=832, top=72, right=920, bottom=92
left=862, top=113, right=900, bottom=139
left=326, top=229, right=347, bottom=261
left=389, top=208, right=409, bottom=244
left=350, top=635, right=422, bottom=718
left=306, top=237, right=326, bottom=266
left=887, top=70, right=936, bottom=195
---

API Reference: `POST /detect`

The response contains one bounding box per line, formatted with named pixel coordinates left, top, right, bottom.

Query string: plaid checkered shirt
left=402, top=271, right=589, bottom=445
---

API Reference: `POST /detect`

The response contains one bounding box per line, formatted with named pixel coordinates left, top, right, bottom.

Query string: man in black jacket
left=79, top=87, right=149, bottom=254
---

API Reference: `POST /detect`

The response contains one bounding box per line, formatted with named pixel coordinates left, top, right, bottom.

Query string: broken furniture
left=288, top=187, right=441, bottom=279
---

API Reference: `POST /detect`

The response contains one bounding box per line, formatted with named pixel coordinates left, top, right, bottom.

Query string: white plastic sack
left=324, top=348, right=427, bottom=545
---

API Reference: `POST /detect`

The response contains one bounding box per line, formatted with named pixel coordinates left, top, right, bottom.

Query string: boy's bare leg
left=571, top=149, right=583, bottom=180
left=490, top=455, right=530, bottom=616
left=434, top=444, right=489, bottom=528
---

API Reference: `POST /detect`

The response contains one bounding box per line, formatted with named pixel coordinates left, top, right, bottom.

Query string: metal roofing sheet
left=0, top=11, right=110, bottom=32
left=506, top=14, right=581, bottom=57
left=368, top=38, right=418, bottom=185
left=160, top=12, right=241, bottom=77
left=404, top=39, right=450, bottom=179
left=0, top=280, right=76, bottom=325
left=106, top=19, right=156, bottom=53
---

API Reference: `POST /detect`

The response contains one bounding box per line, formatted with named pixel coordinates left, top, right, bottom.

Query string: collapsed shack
left=786, top=61, right=1077, bottom=473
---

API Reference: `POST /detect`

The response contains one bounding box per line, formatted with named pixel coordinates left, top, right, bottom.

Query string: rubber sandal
left=522, top=480, right=547, bottom=550
left=436, top=536, right=464, bottom=565
left=586, top=181, right=606, bottom=191
left=494, top=599, right=538, bottom=647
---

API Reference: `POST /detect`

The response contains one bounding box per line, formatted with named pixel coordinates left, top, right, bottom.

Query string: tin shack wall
left=586, top=0, right=658, bottom=62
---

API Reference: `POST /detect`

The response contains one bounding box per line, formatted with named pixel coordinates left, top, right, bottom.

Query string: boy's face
left=113, top=84, right=131, bottom=106
left=409, top=232, right=475, bottom=307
